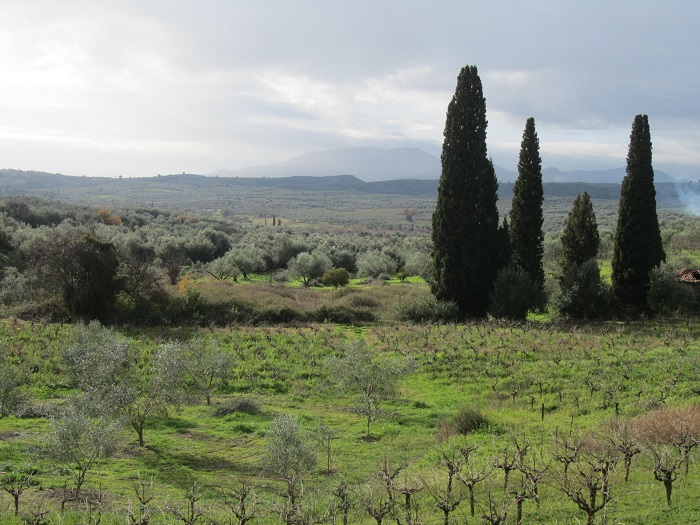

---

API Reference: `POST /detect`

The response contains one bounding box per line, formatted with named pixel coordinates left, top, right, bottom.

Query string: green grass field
left=1, top=316, right=700, bottom=524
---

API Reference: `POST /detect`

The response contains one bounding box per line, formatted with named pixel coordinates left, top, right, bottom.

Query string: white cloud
left=0, top=2, right=699, bottom=177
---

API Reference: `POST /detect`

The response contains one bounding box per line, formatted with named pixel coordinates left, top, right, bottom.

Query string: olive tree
left=0, top=352, right=24, bottom=418
left=61, top=321, right=134, bottom=415
left=326, top=340, right=414, bottom=440
left=355, top=250, right=397, bottom=279
left=288, top=251, right=332, bottom=286
left=0, top=463, right=38, bottom=515
left=45, top=397, right=119, bottom=501
left=206, top=254, right=241, bottom=282
left=123, top=341, right=186, bottom=447
left=183, top=336, right=234, bottom=405
left=264, top=414, right=317, bottom=522
left=62, top=322, right=185, bottom=447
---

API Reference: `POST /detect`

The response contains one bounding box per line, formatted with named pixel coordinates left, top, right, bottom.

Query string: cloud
left=0, top=1, right=699, bottom=177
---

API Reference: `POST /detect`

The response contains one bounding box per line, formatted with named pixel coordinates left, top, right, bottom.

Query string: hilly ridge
left=210, top=147, right=677, bottom=184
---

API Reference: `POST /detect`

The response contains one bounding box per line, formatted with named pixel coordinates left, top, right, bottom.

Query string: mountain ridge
left=210, top=147, right=676, bottom=184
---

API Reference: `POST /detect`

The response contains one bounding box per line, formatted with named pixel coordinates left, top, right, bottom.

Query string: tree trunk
left=664, top=479, right=673, bottom=506
left=469, top=486, right=475, bottom=516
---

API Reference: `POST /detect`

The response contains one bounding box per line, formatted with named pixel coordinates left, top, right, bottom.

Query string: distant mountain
left=210, top=147, right=441, bottom=182
left=210, top=147, right=676, bottom=184
left=541, top=167, right=675, bottom=184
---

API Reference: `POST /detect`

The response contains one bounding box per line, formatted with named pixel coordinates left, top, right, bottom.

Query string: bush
left=647, top=263, right=700, bottom=314
left=0, top=267, right=34, bottom=306
left=554, top=259, right=610, bottom=320
left=312, top=305, right=376, bottom=324
left=454, top=407, right=489, bottom=434
left=322, top=267, right=350, bottom=289
left=213, top=397, right=263, bottom=416
left=488, top=266, right=544, bottom=321
left=394, top=297, right=460, bottom=323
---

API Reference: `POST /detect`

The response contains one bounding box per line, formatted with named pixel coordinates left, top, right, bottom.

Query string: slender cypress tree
left=560, top=192, right=600, bottom=275
left=612, top=114, right=665, bottom=311
left=509, top=117, right=544, bottom=291
left=431, top=65, right=500, bottom=317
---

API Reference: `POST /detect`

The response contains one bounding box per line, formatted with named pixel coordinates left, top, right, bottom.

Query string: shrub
left=394, top=297, right=460, bottom=323
left=454, top=407, right=489, bottom=435
left=213, top=397, right=263, bottom=416
left=488, top=266, right=544, bottom=321
left=312, top=305, right=376, bottom=324
left=647, top=263, right=700, bottom=314
left=355, top=250, right=397, bottom=278
left=0, top=267, right=33, bottom=306
left=554, top=259, right=610, bottom=320
left=322, top=267, right=350, bottom=289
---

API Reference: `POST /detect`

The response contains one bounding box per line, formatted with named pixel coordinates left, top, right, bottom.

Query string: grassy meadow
left=1, top=309, right=700, bottom=524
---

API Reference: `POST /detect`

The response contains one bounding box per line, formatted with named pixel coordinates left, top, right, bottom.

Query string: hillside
left=1, top=168, right=697, bottom=233
left=207, top=147, right=677, bottom=183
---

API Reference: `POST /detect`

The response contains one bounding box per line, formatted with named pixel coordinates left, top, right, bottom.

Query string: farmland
left=1, top=316, right=700, bottom=524
left=0, top=176, right=700, bottom=523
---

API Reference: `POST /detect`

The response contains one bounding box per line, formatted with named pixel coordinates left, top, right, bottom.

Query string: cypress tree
left=612, top=114, right=665, bottom=311
left=556, top=192, right=609, bottom=319
left=560, top=192, right=600, bottom=275
left=431, top=65, right=500, bottom=317
left=509, top=117, right=544, bottom=291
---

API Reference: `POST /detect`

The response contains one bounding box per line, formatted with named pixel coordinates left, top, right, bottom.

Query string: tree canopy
left=560, top=192, right=600, bottom=274
left=612, top=114, right=665, bottom=311
left=509, top=117, right=544, bottom=292
left=431, top=65, right=501, bottom=317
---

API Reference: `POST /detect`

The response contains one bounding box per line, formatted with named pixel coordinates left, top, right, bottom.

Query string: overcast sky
left=1, top=1, right=699, bottom=178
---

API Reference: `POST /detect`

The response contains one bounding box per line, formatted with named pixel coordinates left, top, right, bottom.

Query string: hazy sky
left=1, top=1, right=699, bottom=178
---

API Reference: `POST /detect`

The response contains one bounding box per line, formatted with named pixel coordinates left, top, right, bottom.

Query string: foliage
left=393, top=296, right=460, bottom=322
left=431, top=65, right=501, bottom=317
left=326, top=340, right=414, bottom=439
left=212, top=396, right=262, bottom=416
left=612, top=114, right=665, bottom=311
left=355, top=250, right=397, bottom=279
left=62, top=322, right=186, bottom=447
left=454, top=406, right=490, bottom=435
left=264, top=414, right=317, bottom=510
left=122, top=341, right=187, bottom=447
left=488, top=266, right=544, bottom=321
left=62, top=321, right=134, bottom=394
left=288, top=251, right=332, bottom=286
left=206, top=253, right=241, bottom=281
left=647, top=263, right=700, bottom=314
left=183, top=335, right=234, bottom=405
left=0, top=350, right=24, bottom=417
left=44, top=396, right=119, bottom=499
left=554, top=259, right=610, bottom=320
left=0, top=267, right=34, bottom=306
left=510, top=117, right=545, bottom=292
left=559, top=192, right=600, bottom=275
left=28, top=228, right=121, bottom=321
left=403, top=250, right=433, bottom=281
left=321, top=267, right=350, bottom=288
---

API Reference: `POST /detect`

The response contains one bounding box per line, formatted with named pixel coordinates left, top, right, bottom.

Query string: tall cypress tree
left=431, top=65, right=500, bottom=317
left=612, top=114, right=665, bottom=311
left=509, top=117, right=544, bottom=291
left=560, top=192, right=600, bottom=275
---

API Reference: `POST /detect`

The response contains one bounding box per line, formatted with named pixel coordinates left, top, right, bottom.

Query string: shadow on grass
left=136, top=446, right=261, bottom=491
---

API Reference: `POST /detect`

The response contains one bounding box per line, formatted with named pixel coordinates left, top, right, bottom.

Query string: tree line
left=432, top=65, right=670, bottom=320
